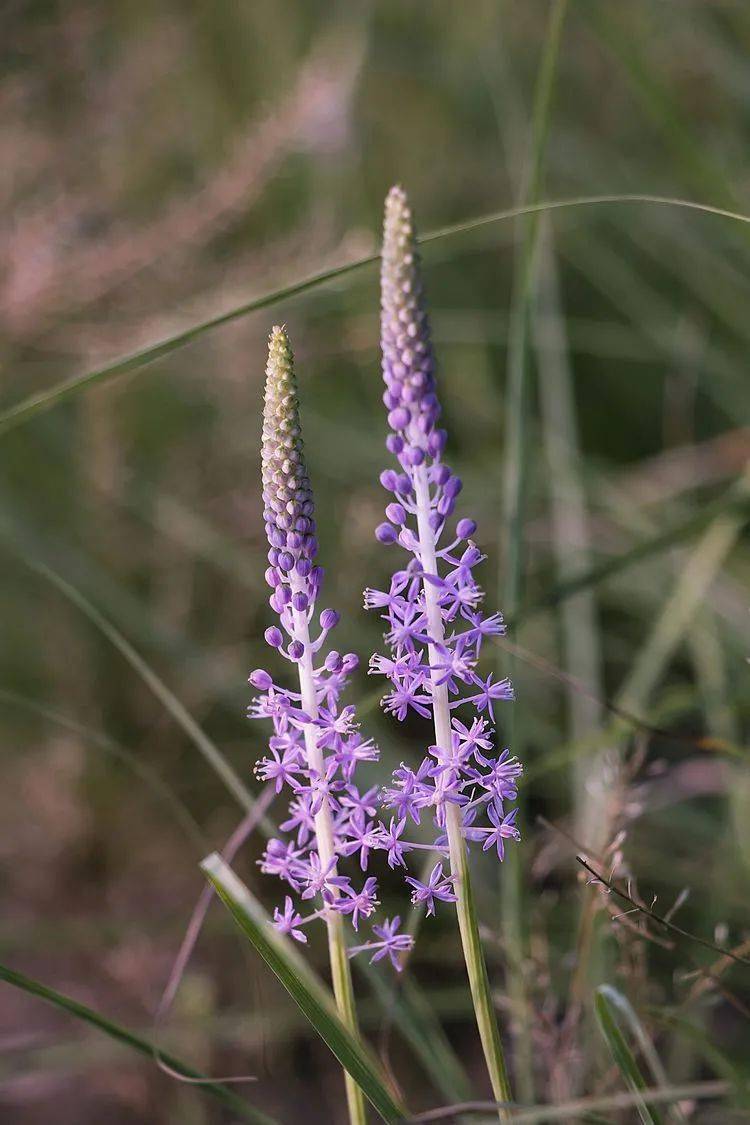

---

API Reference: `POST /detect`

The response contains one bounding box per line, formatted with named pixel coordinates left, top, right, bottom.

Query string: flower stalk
left=289, top=586, right=365, bottom=1125
left=252, top=326, right=374, bottom=1124
left=367, top=186, right=518, bottom=1116
left=413, top=464, right=512, bottom=1117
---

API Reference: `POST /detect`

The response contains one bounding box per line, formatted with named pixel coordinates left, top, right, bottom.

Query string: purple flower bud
left=386, top=435, right=404, bottom=455
left=376, top=522, right=398, bottom=544
left=265, top=626, right=284, bottom=648
left=456, top=518, right=477, bottom=539
left=380, top=469, right=399, bottom=491
left=431, top=429, right=447, bottom=455
left=288, top=641, right=305, bottom=661
left=292, top=592, right=309, bottom=612
left=249, top=669, right=273, bottom=690
left=325, top=650, right=343, bottom=672
left=319, top=608, right=340, bottom=630
left=388, top=407, right=411, bottom=431
left=385, top=503, right=406, bottom=525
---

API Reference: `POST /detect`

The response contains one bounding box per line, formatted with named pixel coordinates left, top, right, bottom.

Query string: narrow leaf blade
left=0, top=961, right=276, bottom=1124
left=595, top=986, right=664, bottom=1125
left=201, top=853, right=406, bottom=1124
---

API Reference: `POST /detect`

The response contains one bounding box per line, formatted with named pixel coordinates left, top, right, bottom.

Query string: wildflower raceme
left=367, top=186, right=520, bottom=1109
left=248, top=325, right=411, bottom=1125
left=251, top=325, right=413, bottom=953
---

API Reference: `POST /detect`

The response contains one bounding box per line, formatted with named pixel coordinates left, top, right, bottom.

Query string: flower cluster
left=250, top=326, right=412, bottom=967
left=366, top=187, right=522, bottom=912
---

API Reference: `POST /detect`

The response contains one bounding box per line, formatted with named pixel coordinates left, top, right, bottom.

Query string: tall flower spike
left=252, top=326, right=411, bottom=1125
left=369, top=188, right=517, bottom=1116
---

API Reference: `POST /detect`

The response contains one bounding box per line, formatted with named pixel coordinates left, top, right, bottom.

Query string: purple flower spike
left=368, top=187, right=522, bottom=920
left=250, top=326, right=406, bottom=974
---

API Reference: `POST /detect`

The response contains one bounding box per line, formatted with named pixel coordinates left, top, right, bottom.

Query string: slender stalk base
left=291, top=581, right=367, bottom=1125
left=413, top=467, right=512, bottom=1119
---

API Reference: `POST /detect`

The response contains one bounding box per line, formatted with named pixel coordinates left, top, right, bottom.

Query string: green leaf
left=201, top=853, right=407, bottom=1124
left=512, top=482, right=750, bottom=628
left=2, top=195, right=749, bottom=436
left=0, top=960, right=277, bottom=1124
left=595, top=985, right=664, bottom=1125
left=497, top=3, right=568, bottom=1105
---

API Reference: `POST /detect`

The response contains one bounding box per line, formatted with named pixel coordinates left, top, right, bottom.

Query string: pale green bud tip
left=261, top=326, right=315, bottom=547
left=381, top=186, right=435, bottom=412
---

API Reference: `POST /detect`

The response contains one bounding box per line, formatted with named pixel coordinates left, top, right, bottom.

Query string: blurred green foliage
left=1, top=2, right=748, bottom=1122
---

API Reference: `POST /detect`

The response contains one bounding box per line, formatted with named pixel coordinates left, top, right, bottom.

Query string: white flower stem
left=290, top=575, right=367, bottom=1125
left=413, top=466, right=512, bottom=1120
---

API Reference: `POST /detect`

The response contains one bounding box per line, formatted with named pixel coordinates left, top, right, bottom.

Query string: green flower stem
left=291, top=575, right=367, bottom=1125
left=413, top=466, right=512, bottom=1118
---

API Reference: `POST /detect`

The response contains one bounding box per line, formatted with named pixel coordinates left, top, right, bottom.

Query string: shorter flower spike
left=262, top=325, right=319, bottom=599
left=251, top=325, right=406, bottom=989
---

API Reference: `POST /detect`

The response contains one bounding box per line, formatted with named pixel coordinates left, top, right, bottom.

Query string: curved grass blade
left=594, top=986, right=664, bottom=1125
left=0, top=961, right=276, bottom=1125
left=3, top=195, right=750, bottom=436
left=597, top=986, right=687, bottom=1124
left=510, top=481, right=750, bottom=628
left=201, top=853, right=407, bottom=1124
left=0, top=688, right=206, bottom=849
left=362, top=968, right=473, bottom=1105
left=651, top=1011, right=750, bottom=1105
left=497, top=3, right=568, bottom=1105
left=4, top=545, right=264, bottom=821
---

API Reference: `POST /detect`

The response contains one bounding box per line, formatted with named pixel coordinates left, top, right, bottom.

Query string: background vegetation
left=1, top=2, right=748, bottom=1122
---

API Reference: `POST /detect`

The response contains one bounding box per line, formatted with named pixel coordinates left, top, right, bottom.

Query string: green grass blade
left=201, top=853, right=407, bottom=1124
left=584, top=7, right=740, bottom=211
left=0, top=688, right=206, bottom=849
left=614, top=472, right=750, bottom=717
left=4, top=545, right=262, bottom=819
left=498, top=1, right=568, bottom=1103
left=2, top=195, right=750, bottom=436
left=511, top=480, right=750, bottom=627
left=594, top=986, right=664, bottom=1125
left=361, top=967, right=473, bottom=1105
left=0, top=960, right=277, bottom=1124
left=598, top=987, right=687, bottom=1124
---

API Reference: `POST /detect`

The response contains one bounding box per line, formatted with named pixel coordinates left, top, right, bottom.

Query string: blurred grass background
left=1, top=2, right=749, bottom=1122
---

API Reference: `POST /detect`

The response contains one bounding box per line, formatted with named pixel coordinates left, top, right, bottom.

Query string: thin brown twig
left=151, top=784, right=276, bottom=1086
left=576, top=856, right=750, bottom=967
left=406, top=1079, right=729, bottom=1121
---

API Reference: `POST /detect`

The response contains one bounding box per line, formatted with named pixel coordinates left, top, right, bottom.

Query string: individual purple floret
left=250, top=326, right=413, bottom=970
left=348, top=916, right=414, bottom=971
left=366, top=186, right=522, bottom=914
